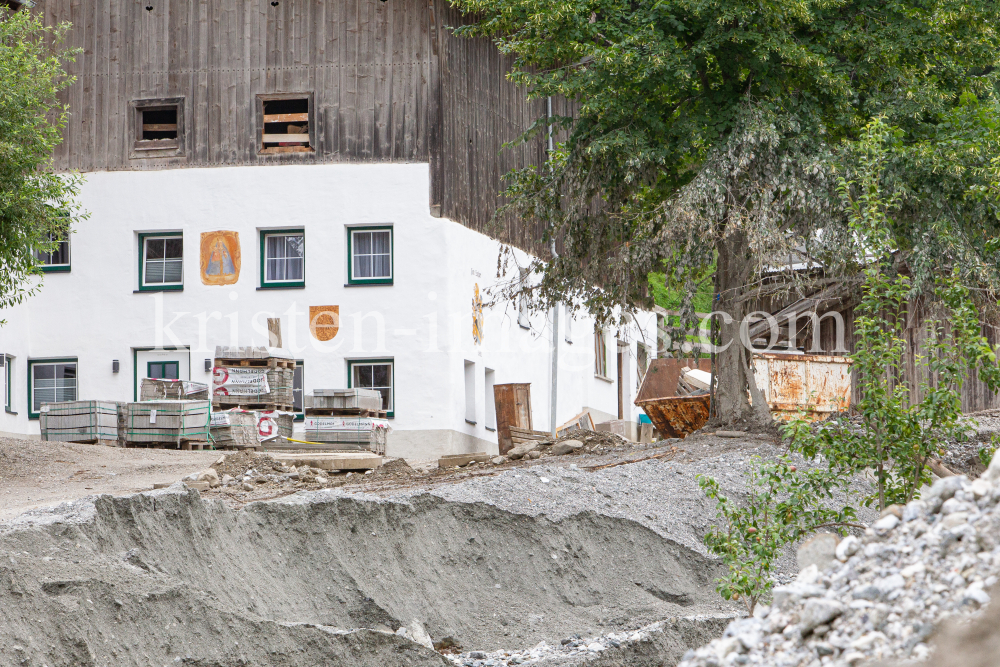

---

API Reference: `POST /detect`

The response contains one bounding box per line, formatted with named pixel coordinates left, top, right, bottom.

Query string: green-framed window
left=293, top=360, right=304, bottom=421
left=260, top=229, right=305, bottom=288
left=348, top=358, right=394, bottom=418
left=34, top=232, right=71, bottom=273
left=28, top=358, right=78, bottom=419
left=347, top=226, right=393, bottom=285
left=139, top=232, right=183, bottom=291
left=147, top=360, right=180, bottom=380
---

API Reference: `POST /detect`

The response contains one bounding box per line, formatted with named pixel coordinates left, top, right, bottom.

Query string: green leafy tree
left=698, top=457, right=856, bottom=615
left=785, top=119, right=1000, bottom=511
left=453, top=0, right=1000, bottom=425
left=0, top=8, right=82, bottom=312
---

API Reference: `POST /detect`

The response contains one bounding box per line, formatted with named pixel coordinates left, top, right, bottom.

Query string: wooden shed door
left=493, top=383, right=532, bottom=454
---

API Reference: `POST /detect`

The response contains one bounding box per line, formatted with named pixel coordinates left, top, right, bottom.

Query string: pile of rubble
left=206, top=451, right=364, bottom=493
left=678, top=460, right=1000, bottom=667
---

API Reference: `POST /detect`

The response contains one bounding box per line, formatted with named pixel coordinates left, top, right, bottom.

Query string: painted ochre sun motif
left=472, top=283, right=484, bottom=345
left=200, top=231, right=241, bottom=286
left=310, top=305, right=340, bottom=341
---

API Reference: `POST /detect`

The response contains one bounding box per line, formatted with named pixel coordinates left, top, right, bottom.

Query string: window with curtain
left=30, top=361, right=77, bottom=415
left=263, top=232, right=305, bottom=285
left=349, top=228, right=392, bottom=283
left=142, top=235, right=183, bottom=287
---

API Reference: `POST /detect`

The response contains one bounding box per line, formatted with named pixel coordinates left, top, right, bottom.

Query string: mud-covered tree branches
left=454, top=0, right=1000, bottom=426
left=0, top=9, right=82, bottom=313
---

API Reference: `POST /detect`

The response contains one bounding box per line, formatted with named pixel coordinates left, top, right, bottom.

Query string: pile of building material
left=212, top=345, right=295, bottom=411
left=140, top=378, right=209, bottom=401
left=39, top=400, right=123, bottom=446
left=210, top=409, right=260, bottom=450
left=271, top=388, right=391, bottom=454
left=122, top=400, right=211, bottom=449
left=303, top=388, right=385, bottom=416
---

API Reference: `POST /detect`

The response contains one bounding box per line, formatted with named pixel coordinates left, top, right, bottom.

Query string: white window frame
left=348, top=359, right=394, bottom=417
left=262, top=230, right=305, bottom=286
left=595, top=327, right=609, bottom=379
left=348, top=227, right=393, bottom=284
left=35, top=232, right=71, bottom=271
left=140, top=234, right=184, bottom=289
left=29, top=359, right=78, bottom=418
left=464, top=360, right=476, bottom=424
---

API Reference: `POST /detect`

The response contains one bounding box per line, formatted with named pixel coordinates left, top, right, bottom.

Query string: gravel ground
left=678, top=464, right=1000, bottom=667
left=0, top=437, right=219, bottom=521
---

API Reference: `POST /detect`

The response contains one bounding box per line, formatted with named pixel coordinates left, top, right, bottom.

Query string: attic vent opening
left=141, top=107, right=178, bottom=141
left=131, top=98, right=184, bottom=157
left=260, top=96, right=312, bottom=154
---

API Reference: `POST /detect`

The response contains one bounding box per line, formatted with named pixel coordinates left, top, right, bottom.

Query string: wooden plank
left=263, top=113, right=309, bottom=123
left=142, top=123, right=178, bottom=131
left=261, top=134, right=310, bottom=143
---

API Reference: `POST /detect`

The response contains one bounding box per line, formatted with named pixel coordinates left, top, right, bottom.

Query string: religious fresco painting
left=200, top=231, right=241, bottom=285
left=472, top=283, right=484, bottom=345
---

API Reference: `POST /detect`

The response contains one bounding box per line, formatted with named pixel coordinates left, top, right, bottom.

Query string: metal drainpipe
left=547, top=95, right=559, bottom=438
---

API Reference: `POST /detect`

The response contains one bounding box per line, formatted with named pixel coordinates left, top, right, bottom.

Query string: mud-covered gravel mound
left=0, top=483, right=731, bottom=666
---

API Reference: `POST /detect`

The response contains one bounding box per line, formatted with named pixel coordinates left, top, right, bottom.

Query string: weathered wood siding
left=435, top=3, right=551, bottom=253
left=38, top=0, right=573, bottom=254
left=40, top=0, right=437, bottom=170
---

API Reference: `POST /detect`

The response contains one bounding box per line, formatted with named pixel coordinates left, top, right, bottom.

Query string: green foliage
left=648, top=269, right=714, bottom=315
left=454, top=0, right=1000, bottom=321
left=785, top=119, right=1000, bottom=511
left=979, top=436, right=998, bottom=468
left=0, top=9, right=82, bottom=312
left=698, top=458, right=854, bottom=615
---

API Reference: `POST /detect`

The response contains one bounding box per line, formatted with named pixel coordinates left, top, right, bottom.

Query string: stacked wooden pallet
left=509, top=426, right=552, bottom=446
left=40, top=400, right=123, bottom=446
left=212, top=345, right=295, bottom=411
left=123, top=400, right=211, bottom=450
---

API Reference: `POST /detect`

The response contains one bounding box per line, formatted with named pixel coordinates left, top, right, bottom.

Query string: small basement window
left=131, top=98, right=184, bottom=157
left=260, top=96, right=313, bottom=154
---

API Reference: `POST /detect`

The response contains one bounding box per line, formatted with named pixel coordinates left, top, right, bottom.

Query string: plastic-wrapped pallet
left=303, top=416, right=389, bottom=455
left=40, top=401, right=122, bottom=445
left=212, top=345, right=295, bottom=409
left=210, top=410, right=260, bottom=449
left=124, top=400, right=210, bottom=448
left=140, top=378, right=209, bottom=401
left=304, top=389, right=382, bottom=411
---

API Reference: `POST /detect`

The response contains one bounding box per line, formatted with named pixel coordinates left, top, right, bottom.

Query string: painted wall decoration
left=472, top=283, right=484, bottom=345
left=310, top=305, right=340, bottom=341
left=200, top=231, right=241, bottom=285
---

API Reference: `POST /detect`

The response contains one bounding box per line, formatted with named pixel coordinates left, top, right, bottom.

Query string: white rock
left=835, top=536, right=861, bottom=562
left=799, top=599, right=845, bottom=632
left=941, top=511, right=969, bottom=529
left=875, top=574, right=905, bottom=595
left=872, top=514, right=900, bottom=533
left=969, top=477, right=991, bottom=498
left=407, top=620, right=434, bottom=650
left=586, top=643, right=604, bottom=652
left=925, top=475, right=966, bottom=501
left=797, top=533, right=840, bottom=573
left=901, top=562, right=926, bottom=578
left=903, top=499, right=927, bottom=522
left=984, top=451, right=1000, bottom=482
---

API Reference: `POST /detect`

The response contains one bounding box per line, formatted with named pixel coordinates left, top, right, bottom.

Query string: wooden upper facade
left=34, top=0, right=551, bottom=250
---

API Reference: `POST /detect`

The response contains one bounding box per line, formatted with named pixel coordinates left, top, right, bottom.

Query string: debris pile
left=678, top=460, right=1000, bottom=667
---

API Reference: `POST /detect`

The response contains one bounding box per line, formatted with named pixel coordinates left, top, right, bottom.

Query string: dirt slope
left=0, top=485, right=730, bottom=665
